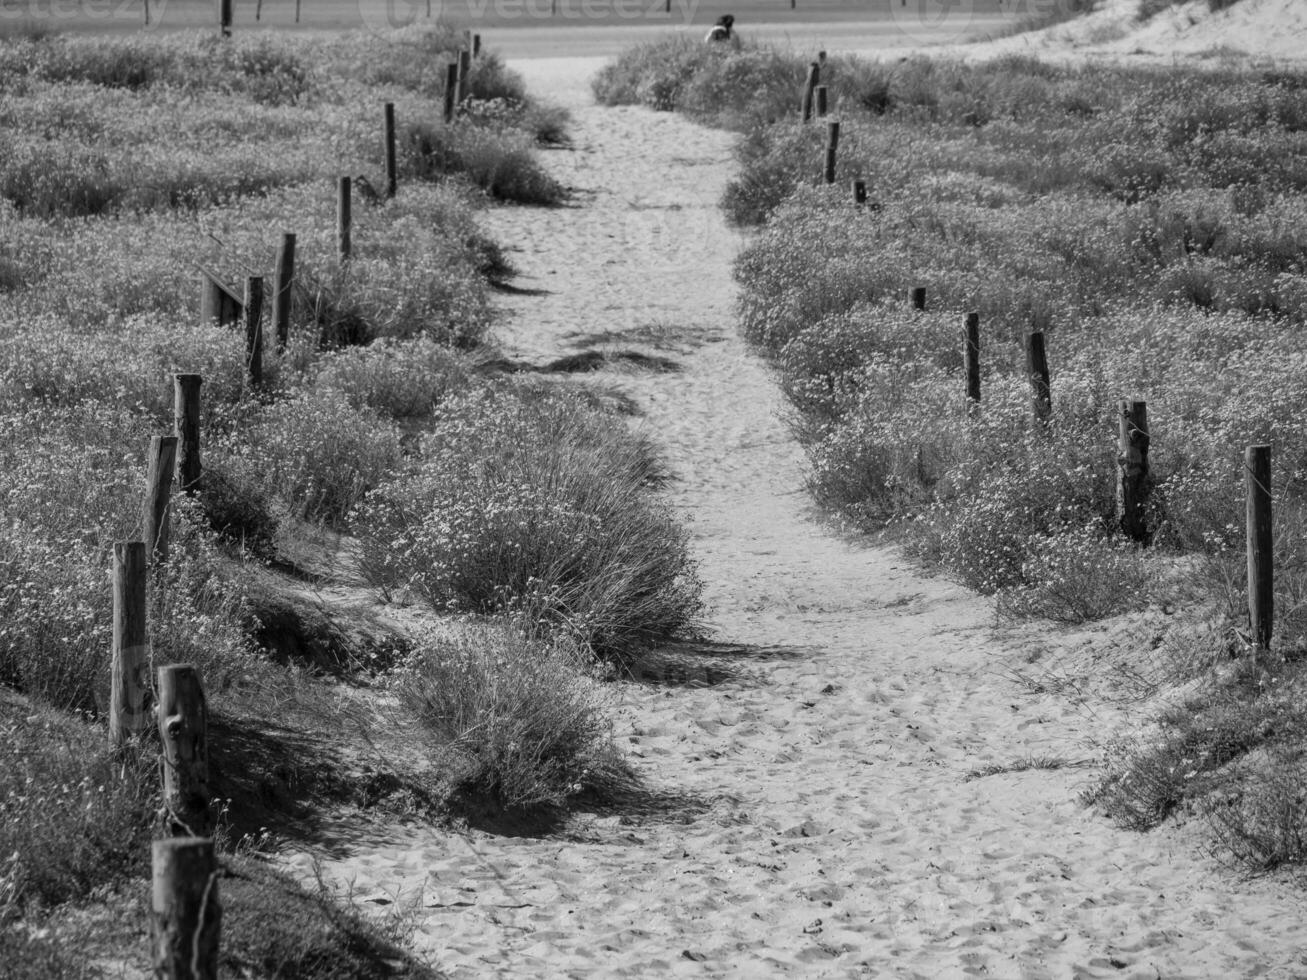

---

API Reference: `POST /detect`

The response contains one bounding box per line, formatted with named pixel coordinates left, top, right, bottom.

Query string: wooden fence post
left=295, top=0, right=300, bottom=21
left=1246, top=444, right=1273, bottom=653
left=444, top=62, right=459, bottom=123
left=152, top=838, right=221, bottom=980
left=337, top=177, right=351, bottom=265
left=458, top=50, right=471, bottom=103
left=199, top=271, right=241, bottom=328
left=964, top=312, right=980, bottom=409
left=852, top=179, right=867, bottom=206
left=174, top=375, right=202, bottom=493
left=144, top=0, right=150, bottom=26
left=255, top=0, right=261, bottom=19
left=218, top=0, right=231, bottom=35
left=273, top=233, right=295, bottom=354
left=143, top=436, right=177, bottom=565
left=801, top=62, right=819, bottom=123
left=824, top=120, right=839, bottom=184
left=1117, top=399, right=1151, bottom=543
left=110, top=541, right=149, bottom=745
left=384, top=103, right=397, bottom=199
left=816, top=85, right=828, bottom=117
left=912, top=286, right=926, bottom=311
left=473, top=34, right=482, bottom=58
left=244, top=276, right=264, bottom=388
left=158, top=664, right=212, bottom=837
left=1027, top=331, right=1051, bottom=423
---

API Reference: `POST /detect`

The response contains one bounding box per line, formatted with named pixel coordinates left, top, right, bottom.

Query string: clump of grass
left=0, top=694, right=155, bottom=910
left=247, top=388, right=404, bottom=526
left=312, top=336, right=471, bottom=421
left=400, top=118, right=566, bottom=205
left=394, top=626, right=629, bottom=809
left=355, top=383, right=702, bottom=658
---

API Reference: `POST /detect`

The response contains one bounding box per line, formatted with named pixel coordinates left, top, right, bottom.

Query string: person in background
left=706, top=13, right=735, bottom=42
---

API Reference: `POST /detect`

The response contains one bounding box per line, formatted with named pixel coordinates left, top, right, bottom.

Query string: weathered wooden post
left=801, top=62, right=819, bottom=123
left=273, top=233, right=295, bottom=354
left=158, top=664, right=211, bottom=837
left=152, top=838, right=221, bottom=980
left=818, top=50, right=826, bottom=64
left=1027, top=330, right=1051, bottom=423
left=1117, top=399, right=1151, bottom=543
left=384, top=103, right=398, bottom=199
left=824, top=121, right=839, bottom=185
left=109, top=541, right=149, bottom=745
left=174, top=375, right=202, bottom=493
left=852, top=179, right=867, bottom=206
left=144, top=0, right=150, bottom=26
left=295, top=0, right=300, bottom=21
left=458, top=49, right=471, bottom=103
left=244, top=276, right=264, bottom=388
left=199, top=271, right=242, bottom=328
left=255, top=0, right=261, bottom=19
left=143, top=436, right=177, bottom=565
left=473, top=34, right=482, bottom=58
left=1246, top=444, right=1273, bottom=653
left=912, top=286, right=927, bottom=311
left=964, top=312, right=980, bottom=409
left=816, top=85, right=828, bottom=117
left=337, top=177, right=351, bottom=265
left=218, top=0, right=231, bottom=36
left=444, top=62, right=459, bottom=124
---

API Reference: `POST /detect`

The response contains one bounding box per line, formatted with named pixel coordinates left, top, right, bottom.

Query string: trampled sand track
left=281, top=58, right=1307, bottom=978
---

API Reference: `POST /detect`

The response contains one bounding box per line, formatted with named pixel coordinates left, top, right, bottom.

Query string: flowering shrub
left=393, top=626, right=626, bottom=808
left=248, top=388, right=403, bottom=525
left=312, top=337, right=469, bottom=420
left=355, top=384, right=703, bottom=657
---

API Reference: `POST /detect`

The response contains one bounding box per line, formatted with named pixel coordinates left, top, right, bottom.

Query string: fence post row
left=964, top=312, right=980, bottom=409
left=152, top=838, right=221, bottom=980
left=1026, top=331, right=1051, bottom=423
left=1246, top=445, right=1273, bottom=653
left=1117, top=399, right=1151, bottom=543
left=143, top=436, right=178, bottom=564
left=244, top=276, right=264, bottom=387
left=801, top=62, right=820, bottom=123
left=109, top=541, right=150, bottom=745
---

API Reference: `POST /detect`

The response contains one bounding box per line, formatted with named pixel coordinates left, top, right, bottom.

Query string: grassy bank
left=596, top=37, right=1307, bottom=873
left=2, top=26, right=702, bottom=974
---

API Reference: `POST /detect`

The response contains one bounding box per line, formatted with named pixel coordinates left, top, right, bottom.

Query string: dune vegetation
left=595, top=37, right=1307, bottom=873
left=1, top=25, right=702, bottom=973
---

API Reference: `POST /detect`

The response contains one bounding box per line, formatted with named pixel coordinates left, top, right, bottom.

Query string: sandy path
left=281, top=57, right=1307, bottom=978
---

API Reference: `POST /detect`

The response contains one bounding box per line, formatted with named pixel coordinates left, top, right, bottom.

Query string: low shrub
left=355, top=384, right=702, bottom=657
left=312, top=337, right=471, bottom=420
left=0, top=696, right=155, bottom=909
left=401, top=118, right=566, bottom=205
left=248, top=388, right=404, bottom=525
left=394, top=626, right=628, bottom=809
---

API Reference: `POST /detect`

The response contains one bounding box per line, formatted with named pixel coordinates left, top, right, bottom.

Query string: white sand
left=278, top=41, right=1307, bottom=977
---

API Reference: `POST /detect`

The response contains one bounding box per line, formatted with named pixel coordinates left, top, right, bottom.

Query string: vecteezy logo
left=357, top=0, right=426, bottom=35
left=889, top=0, right=977, bottom=45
